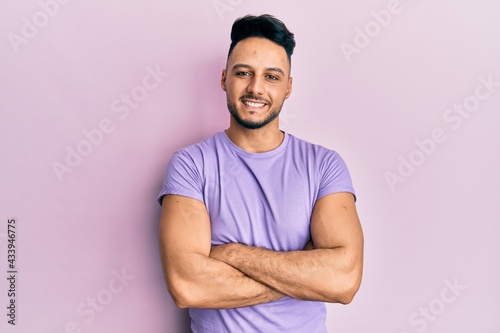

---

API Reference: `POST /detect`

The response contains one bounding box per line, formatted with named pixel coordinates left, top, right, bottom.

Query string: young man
left=158, top=14, right=363, bottom=333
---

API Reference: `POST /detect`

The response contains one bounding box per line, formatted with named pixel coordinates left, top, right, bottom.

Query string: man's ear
left=221, top=69, right=227, bottom=91
left=285, top=76, right=293, bottom=99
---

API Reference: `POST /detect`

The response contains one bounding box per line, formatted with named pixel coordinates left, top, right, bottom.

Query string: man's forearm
left=210, top=243, right=361, bottom=304
left=167, top=252, right=285, bottom=309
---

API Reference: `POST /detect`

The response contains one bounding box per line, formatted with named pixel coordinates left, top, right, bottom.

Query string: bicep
left=158, top=194, right=211, bottom=277
left=310, top=192, right=363, bottom=251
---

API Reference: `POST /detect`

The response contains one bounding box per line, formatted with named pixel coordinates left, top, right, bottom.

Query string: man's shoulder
left=286, top=133, right=338, bottom=156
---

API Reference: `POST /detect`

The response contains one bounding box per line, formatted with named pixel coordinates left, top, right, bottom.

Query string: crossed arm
left=158, top=192, right=363, bottom=309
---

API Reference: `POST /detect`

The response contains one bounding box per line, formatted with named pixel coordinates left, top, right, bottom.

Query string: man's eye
left=267, top=75, right=279, bottom=80
left=237, top=71, right=251, bottom=76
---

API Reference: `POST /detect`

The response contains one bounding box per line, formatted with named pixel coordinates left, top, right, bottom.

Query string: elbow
left=173, top=299, right=191, bottom=309
left=323, top=285, right=358, bottom=305
left=325, top=269, right=363, bottom=305
left=165, top=275, right=195, bottom=309
left=341, top=272, right=362, bottom=304
left=160, top=255, right=211, bottom=309
left=169, top=289, right=190, bottom=309
left=166, top=275, right=210, bottom=309
left=165, top=272, right=191, bottom=309
left=335, top=254, right=364, bottom=305
left=335, top=284, right=359, bottom=305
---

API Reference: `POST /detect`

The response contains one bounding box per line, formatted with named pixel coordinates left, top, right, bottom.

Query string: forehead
left=228, top=37, right=289, bottom=72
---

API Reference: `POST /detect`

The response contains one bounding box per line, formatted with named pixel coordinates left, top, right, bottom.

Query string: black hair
left=227, top=14, right=296, bottom=64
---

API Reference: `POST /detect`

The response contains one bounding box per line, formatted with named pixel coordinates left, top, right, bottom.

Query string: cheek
left=226, top=80, right=244, bottom=95
left=269, top=86, right=290, bottom=102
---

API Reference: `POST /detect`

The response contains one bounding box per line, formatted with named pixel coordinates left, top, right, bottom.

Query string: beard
left=227, top=97, right=282, bottom=130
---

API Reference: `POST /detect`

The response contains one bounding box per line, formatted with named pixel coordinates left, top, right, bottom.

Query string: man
left=158, top=14, right=363, bottom=332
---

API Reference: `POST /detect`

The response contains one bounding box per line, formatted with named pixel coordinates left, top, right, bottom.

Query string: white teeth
left=244, top=101, right=265, bottom=107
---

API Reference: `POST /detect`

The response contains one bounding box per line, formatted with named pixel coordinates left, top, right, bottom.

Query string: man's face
left=221, top=37, right=293, bottom=130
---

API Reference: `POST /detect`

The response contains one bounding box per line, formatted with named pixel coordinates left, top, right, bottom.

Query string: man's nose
left=246, top=76, right=264, bottom=96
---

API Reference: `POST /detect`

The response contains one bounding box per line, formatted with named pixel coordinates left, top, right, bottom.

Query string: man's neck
left=225, top=123, right=284, bottom=153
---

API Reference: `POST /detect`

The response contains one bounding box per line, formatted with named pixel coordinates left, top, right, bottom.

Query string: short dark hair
left=227, top=14, right=296, bottom=64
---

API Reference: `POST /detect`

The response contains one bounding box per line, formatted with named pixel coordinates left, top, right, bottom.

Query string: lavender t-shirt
left=158, top=131, right=356, bottom=333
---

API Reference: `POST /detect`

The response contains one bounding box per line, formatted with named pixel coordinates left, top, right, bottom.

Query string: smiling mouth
left=242, top=100, right=267, bottom=108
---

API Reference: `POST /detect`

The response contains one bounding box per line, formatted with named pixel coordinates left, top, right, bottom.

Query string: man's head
left=221, top=15, right=295, bottom=130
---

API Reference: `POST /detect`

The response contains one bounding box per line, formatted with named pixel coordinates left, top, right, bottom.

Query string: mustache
left=239, top=94, right=270, bottom=104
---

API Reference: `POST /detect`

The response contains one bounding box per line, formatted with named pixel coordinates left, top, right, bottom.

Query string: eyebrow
left=231, top=63, right=286, bottom=76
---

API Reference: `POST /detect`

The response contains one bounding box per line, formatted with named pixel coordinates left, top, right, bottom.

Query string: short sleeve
left=317, top=150, right=356, bottom=201
left=157, top=150, right=204, bottom=205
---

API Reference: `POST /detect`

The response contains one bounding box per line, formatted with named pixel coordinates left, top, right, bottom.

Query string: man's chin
left=233, top=117, right=267, bottom=130
left=232, top=114, right=280, bottom=130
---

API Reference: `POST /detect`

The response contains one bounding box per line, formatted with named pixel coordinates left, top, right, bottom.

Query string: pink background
left=1, top=1, right=499, bottom=332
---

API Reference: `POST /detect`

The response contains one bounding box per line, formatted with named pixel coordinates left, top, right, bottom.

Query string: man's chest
left=202, top=158, right=318, bottom=251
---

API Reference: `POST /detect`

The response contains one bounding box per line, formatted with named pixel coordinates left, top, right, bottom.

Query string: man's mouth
left=242, top=100, right=267, bottom=108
